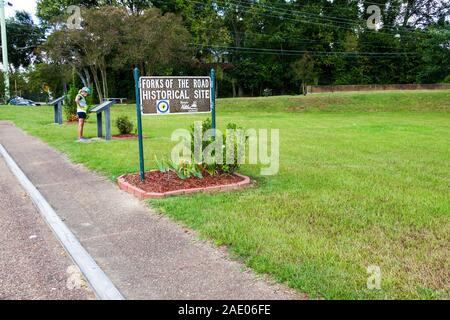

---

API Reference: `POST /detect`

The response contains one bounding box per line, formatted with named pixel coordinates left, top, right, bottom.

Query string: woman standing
left=75, top=87, right=91, bottom=142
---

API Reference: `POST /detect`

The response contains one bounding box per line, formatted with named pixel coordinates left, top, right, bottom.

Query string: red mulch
left=123, top=170, right=245, bottom=193
left=113, top=134, right=139, bottom=140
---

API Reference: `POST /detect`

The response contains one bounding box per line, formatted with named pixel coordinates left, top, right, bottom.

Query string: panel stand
left=49, top=97, right=65, bottom=125
left=89, top=100, right=114, bottom=141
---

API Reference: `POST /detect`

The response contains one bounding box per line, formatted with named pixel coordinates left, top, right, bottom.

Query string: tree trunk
left=100, top=66, right=108, bottom=99
left=62, top=78, right=68, bottom=95
left=76, top=70, right=88, bottom=87
left=238, top=85, right=244, bottom=97
left=83, top=68, right=92, bottom=88
left=90, top=65, right=103, bottom=103
left=402, top=1, right=412, bottom=27
left=232, top=79, right=236, bottom=98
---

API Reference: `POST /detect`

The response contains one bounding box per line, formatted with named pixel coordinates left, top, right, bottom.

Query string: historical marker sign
left=140, top=76, right=212, bottom=115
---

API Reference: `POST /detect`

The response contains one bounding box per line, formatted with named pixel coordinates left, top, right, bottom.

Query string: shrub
left=189, top=118, right=248, bottom=175
left=64, top=84, right=93, bottom=121
left=64, top=83, right=78, bottom=121
left=221, top=122, right=247, bottom=174
left=115, top=115, right=134, bottom=135
left=263, top=88, right=273, bottom=97
left=155, top=119, right=247, bottom=179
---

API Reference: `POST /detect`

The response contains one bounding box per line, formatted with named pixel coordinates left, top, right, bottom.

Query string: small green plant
left=154, top=155, right=170, bottom=173
left=169, top=161, right=203, bottom=180
left=203, top=164, right=218, bottom=176
left=115, top=115, right=134, bottom=135
left=189, top=163, right=204, bottom=179
left=155, top=156, right=203, bottom=180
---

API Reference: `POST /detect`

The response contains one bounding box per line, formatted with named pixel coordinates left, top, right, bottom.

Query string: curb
left=117, top=171, right=251, bottom=200
left=0, top=144, right=125, bottom=300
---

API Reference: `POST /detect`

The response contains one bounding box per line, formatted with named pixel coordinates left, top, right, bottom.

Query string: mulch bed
left=113, top=133, right=139, bottom=140
left=122, top=170, right=245, bottom=194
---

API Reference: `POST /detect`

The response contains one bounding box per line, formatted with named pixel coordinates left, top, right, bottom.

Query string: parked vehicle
left=8, top=97, right=37, bottom=106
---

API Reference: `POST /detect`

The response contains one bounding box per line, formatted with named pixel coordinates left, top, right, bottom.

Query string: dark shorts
left=77, top=112, right=87, bottom=119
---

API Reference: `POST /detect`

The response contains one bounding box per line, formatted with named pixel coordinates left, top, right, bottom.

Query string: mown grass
left=1, top=90, right=449, bottom=299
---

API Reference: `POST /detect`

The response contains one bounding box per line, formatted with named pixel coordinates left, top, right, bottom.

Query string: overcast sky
left=5, top=0, right=38, bottom=21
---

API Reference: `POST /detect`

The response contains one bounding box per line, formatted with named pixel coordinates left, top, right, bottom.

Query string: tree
left=33, top=0, right=450, bottom=99
left=36, top=0, right=100, bottom=24
left=291, top=54, right=316, bottom=95
left=6, top=11, right=45, bottom=69
left=27, top=63, right=72, bottom=99
left=119, top=8, right=191, bottom=76
left=222, top=0, right=252, bottom=97
left=42, top=6, right=125, bottom=101
left=42, top=24, right=93, bottom=88
left=103, top=0, right=152, bottom=14
left=77, top=6, right=126, bottom=101
left=398, top=0, right=449, bottom=28
left=42, top=6, right=191, bottom=101
left=417, top=23, right=450, bottom=83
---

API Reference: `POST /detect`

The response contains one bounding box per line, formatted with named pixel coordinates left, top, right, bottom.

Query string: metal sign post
left=134, top=68, right=145, bottom=182
left=210, top=68, right=216, bottom=137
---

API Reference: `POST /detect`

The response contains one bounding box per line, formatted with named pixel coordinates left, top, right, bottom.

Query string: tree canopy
left=6, top=11, right=45, bottom=69
left=4, top=0, right=449, bottom=101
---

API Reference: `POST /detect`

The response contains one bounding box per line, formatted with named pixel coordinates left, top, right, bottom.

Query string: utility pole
left=0, top=0, right=10, bottom=102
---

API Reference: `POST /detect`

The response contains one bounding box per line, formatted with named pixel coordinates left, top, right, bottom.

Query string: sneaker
left=76, top=138, right=90, bottom=143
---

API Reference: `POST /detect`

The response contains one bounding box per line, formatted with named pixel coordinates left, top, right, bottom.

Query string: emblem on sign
left=180, top=101, right=198, bottom=112
left=156, top=100, right=170, bottom=114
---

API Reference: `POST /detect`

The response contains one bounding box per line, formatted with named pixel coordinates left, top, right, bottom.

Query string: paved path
left=0, top=157, right=93, bottom=300
left=0, top=121, right=301, bottom=300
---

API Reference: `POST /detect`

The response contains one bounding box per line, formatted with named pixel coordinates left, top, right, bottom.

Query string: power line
left=190, top=43, right=419, bottom=57
left=185, top=0, right=434, bottom=38
left=221, top=0, right=369, bottom=25
left=189, top=0, right=364, bottom=29
left=221, top=0, right=426, bottom=26
left=213, top=28, right=417, bottom=51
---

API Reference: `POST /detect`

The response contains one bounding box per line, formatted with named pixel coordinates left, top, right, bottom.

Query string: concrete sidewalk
left=0, top=121, right=301, bottom=300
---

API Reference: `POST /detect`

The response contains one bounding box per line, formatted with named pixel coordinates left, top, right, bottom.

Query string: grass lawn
left=1, top=90, right=449, bottom=299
